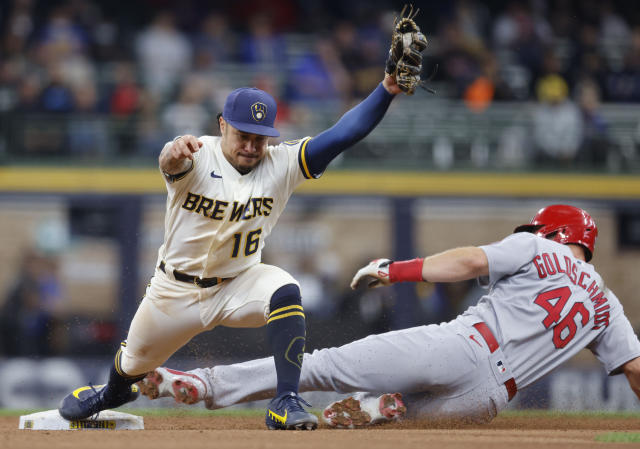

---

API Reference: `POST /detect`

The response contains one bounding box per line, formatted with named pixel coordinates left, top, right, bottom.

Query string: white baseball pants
left=118, top=263, right=298, bottom=376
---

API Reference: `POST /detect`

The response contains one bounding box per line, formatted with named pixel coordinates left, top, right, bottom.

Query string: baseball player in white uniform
left=135, top=205, right=640, bottom=427
left=58, top=72, right=410, bottom=429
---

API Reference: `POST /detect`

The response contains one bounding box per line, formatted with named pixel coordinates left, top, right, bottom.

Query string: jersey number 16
left=231, top=229, right=262, bottom=258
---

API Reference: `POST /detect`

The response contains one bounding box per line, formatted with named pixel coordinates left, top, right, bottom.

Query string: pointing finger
left=182, top=137, right=201, bottom=153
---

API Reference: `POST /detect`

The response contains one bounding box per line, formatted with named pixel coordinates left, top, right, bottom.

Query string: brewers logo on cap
left=222, top=87, right=279, bottom=136
left=251, top=102, right=267, bottom=122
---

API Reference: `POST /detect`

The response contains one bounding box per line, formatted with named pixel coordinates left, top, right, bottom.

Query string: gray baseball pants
left=192, top=318, right=513, bottom=422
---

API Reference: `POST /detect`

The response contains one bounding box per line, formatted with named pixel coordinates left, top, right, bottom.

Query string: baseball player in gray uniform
left=136, top=205, right=640, bottom=427
left=57, top=66, right=414, bottom=429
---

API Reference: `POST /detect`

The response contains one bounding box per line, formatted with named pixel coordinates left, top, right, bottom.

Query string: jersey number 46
left=534, top=286, right=589, bottom=349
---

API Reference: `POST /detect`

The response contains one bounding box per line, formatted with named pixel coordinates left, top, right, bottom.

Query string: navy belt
left=159, top=261, right=228, bottom=288
left=473, top=322, right=518, bottom=401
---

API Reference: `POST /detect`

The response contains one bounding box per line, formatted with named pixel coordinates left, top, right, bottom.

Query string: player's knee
left=269, top=283, right=301, bottom=311
left=119, top=347, right=157, bottom=377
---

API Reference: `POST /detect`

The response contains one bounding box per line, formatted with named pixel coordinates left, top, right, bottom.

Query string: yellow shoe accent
left=268, top=408, right=287, bottom=425
left=72, top=385, right=105, bottom=399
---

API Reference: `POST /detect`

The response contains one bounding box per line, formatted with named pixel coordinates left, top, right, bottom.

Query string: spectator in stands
left=0, top=250, right=64, bottom=356
left=135, top=91, right=168, bottom=156
left=532, top=73, right=584, bottom=168
left=492, top=1, right=551, bottom=96
left=39, top=64, right=74, bottom=113
left=454, top=0, right=491, bottom=44
left=0, top=60, right=18, bottom=112
left=68, top=81, right=109, bottom=158
left=286, top=36, right=350, bottom=103
left=238, top=13, right=287, bottom=67
left=350, top=27, right=387, bottom=98
left=107, top=62, right=142, bottom=154
left=599, top=3, right=631, bottom=44
left=192, top=13, right=236, bottom=70
left=604, top=27, right=640, bottom=103
left=440, top=18, right=489, bottom=97
left=162, top=75, right=211, bottom=138
left=567, top=24, right=606, bottom=92
left=576, top=77, right=614, bottom=167
left=0, top=0, right=639, bottom=165
left=2, top=0, right=34, bottom=57
left=36, top=4, right=89, bottom=58
left=108, top=62, right=141, bottom=117
left=135, top=11, right=192, bottom=99
left=6, top=66, right=38, bottom=113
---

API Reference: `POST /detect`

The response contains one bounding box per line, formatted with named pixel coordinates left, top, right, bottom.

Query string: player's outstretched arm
left=623, top=357, right=640, bottom=401
left=351, top=247, right=489, bottom=289
left=299, top=6, right=429, bottom=178
left=159, top=134, right=203, bottom=175
left=301, top=81, right=396, bottom=178
left=421, top=247, right=489, bottom=283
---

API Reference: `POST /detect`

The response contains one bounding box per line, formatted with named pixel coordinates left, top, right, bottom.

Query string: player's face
left=220, top=120, right=269, bottom=175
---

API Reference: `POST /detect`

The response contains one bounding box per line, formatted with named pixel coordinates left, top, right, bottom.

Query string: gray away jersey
left=462, top=232, right=640, bottom=389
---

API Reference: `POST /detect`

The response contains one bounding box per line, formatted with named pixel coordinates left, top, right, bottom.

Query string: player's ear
left=217, top=113, right=225, bottom=134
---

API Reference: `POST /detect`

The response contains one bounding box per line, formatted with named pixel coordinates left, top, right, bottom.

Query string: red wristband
left=389, top=258, right=424, bottom=283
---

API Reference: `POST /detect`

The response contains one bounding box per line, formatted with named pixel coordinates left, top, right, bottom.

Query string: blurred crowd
left=0, top=0, right=638, bottom=163
left=0, top=250, right=64, bottom=356
left=2, top=0, right=640, bottom=357
left=0, top=248, right=120, bottom=357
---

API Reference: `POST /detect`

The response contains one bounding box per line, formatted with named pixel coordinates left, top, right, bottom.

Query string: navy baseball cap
left=222, top=87, right=280, bottom=137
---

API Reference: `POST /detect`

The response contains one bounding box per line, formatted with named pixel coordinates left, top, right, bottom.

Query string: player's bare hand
left=159, top=135, right=203, bottom=175
left=171, top=135, right=203, bottom=161
left=350, top=258, right=394, bottom=289
left=382, top=74, right=403, bottom=95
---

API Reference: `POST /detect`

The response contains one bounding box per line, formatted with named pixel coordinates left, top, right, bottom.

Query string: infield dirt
left=2, top=414, right=639, bottom=449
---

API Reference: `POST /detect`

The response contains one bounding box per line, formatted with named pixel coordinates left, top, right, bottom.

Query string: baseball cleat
left=265, top=391, right=318, bottom=430
left=322, top=392, right=406, bottom=428
left=58, top=384, right=140, bottom=421
left=137, top=367, right=207, bottom=404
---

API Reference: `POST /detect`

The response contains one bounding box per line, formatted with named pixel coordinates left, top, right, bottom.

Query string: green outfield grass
left=499, top=409, right=640, bottom=419
left=595, top=432, right=640, bottom=442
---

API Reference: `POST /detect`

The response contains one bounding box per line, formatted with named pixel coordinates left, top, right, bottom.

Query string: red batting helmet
left=514, top=205, right=598, bottom=261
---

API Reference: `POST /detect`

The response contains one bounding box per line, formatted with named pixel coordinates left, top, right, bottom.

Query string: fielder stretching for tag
left=58, top=7, right=430, bottom=430
left=137, top=205, right=640, bottom=427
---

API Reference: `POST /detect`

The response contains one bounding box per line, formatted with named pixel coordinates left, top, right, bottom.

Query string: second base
left=19, top=409, right=144, bottom=430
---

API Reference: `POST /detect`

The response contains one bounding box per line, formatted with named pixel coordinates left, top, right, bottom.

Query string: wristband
left=389, top=258, right=424, bottom=283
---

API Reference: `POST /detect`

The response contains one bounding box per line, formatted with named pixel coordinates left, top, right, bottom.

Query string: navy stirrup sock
left=267, top=284, right=306, bottom=397
left=102, top=346, right=146, bottom=401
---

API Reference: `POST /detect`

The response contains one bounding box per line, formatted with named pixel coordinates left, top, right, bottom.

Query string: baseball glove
left=385, top=4, right=433, bottom=95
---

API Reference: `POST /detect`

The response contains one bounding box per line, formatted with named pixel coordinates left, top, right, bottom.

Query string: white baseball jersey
left=158, top=135, right=314, bottom=278
left=463, top=232, right=640, bottom=388
left=118, top=135, right=318, bottom=376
